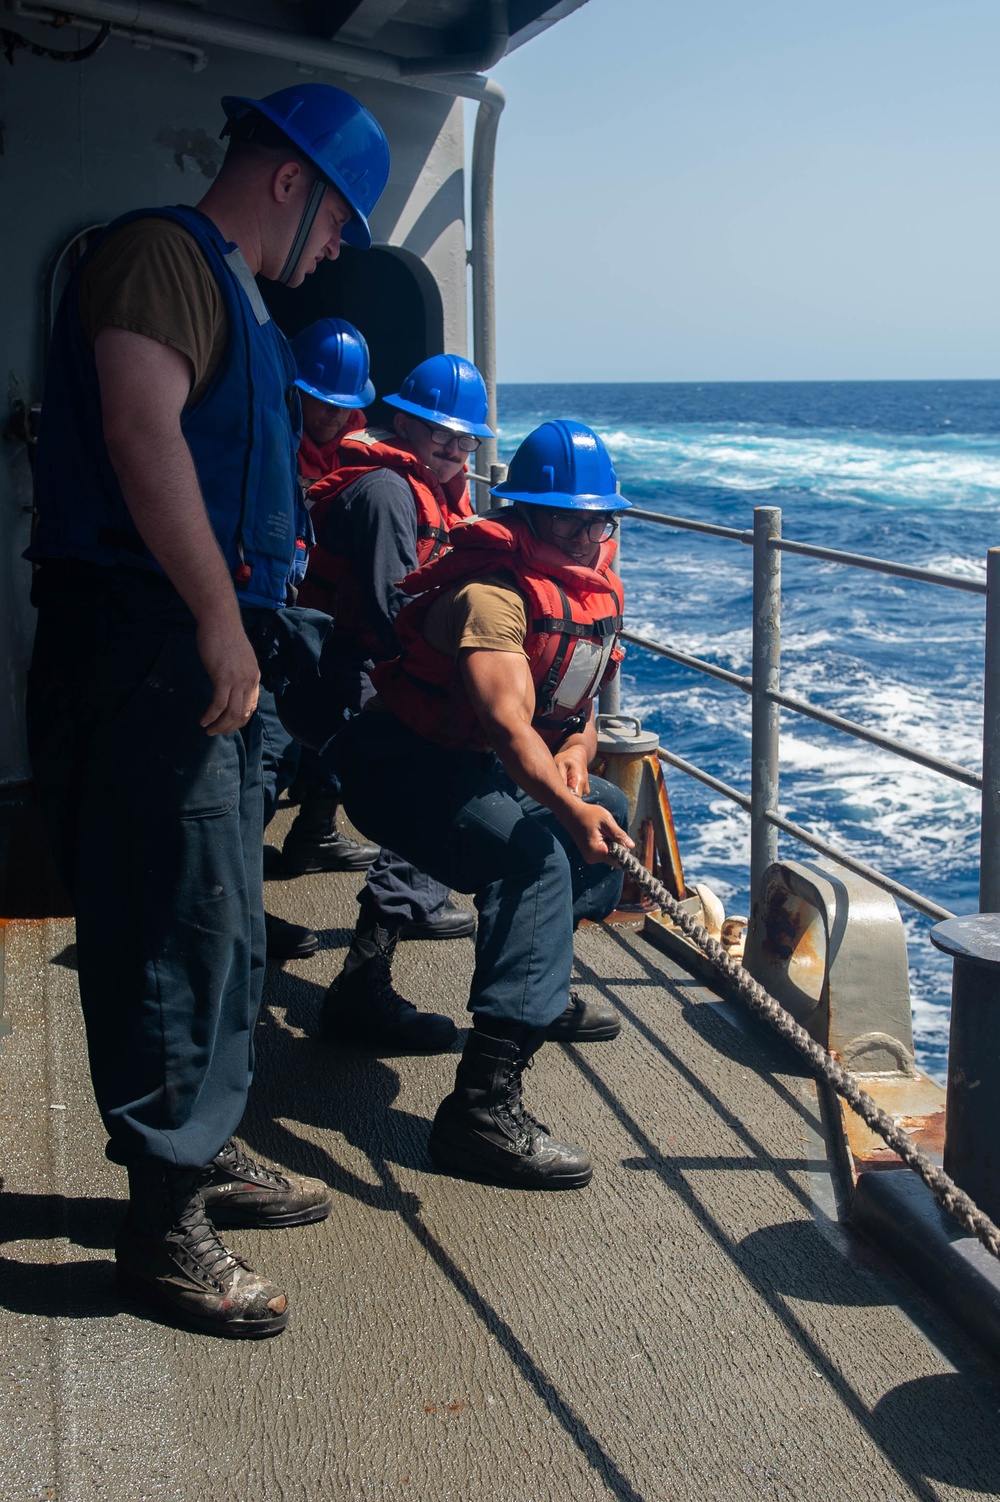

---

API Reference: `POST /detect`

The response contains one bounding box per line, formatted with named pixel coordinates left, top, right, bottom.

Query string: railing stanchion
left=750, top=506, right=781, bottom=908
left=600, top=498, right=623, bottom=716
left=979, top=548, right=1000, bottom=911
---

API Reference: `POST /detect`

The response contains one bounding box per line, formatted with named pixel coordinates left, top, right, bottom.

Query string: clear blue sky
left=485, top=0, right=1000, bottom=383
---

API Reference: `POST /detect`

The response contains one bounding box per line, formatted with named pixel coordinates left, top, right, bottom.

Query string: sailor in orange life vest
left=328, top=420, right=635, bottom=1189
left=298, top=355, right=489, bottom=1053
left=258, top=318, right=380, bottom=964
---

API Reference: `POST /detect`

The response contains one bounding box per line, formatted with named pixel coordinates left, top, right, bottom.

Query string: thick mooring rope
left=609, top=842, right=1000, bottom=1261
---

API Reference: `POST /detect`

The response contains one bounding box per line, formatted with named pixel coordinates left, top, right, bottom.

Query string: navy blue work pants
left=333, top=711, right=627, bottom=1028
left=26, top=563, right=266, bottom=1169
left=260, top=684, right=449, bottom=924
left=362, top=847, right=451, bottom=926
left=258, top=686, right=341, bottom=827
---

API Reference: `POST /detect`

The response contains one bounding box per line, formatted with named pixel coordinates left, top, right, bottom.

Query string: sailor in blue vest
left=25, top=84, right=389, bottom=1339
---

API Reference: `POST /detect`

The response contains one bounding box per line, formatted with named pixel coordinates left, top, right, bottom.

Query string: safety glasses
left=413, top=417, right=481, bottom=453
left=546, top=511, right=618, bottom=543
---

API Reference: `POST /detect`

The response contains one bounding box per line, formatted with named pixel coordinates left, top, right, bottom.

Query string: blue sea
left=496, top=381, right=1000, bottom=1082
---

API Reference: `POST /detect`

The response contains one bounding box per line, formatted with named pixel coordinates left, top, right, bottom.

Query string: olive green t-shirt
left=78, top=217, right=227, bottom=405
left=422, top=573, right=529, bottom=660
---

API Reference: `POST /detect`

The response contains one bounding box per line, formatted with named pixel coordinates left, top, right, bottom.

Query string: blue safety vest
left=28, top=206, right=303, bottom=611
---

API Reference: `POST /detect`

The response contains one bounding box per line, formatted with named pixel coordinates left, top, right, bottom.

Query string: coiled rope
left=609, top=841, right=1000, bottom=1261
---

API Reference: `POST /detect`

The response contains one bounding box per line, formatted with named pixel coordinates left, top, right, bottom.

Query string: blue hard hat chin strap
left=277, top=176, right=329, bottom=286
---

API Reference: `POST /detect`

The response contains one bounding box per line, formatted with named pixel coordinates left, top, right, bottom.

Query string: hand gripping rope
left=608, top=842, right=1000, bottom=1262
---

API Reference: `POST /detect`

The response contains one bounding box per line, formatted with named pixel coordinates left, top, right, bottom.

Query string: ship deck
left=4, top=805, right=1000, bottom=1501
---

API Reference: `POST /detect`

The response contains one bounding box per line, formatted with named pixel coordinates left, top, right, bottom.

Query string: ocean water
left=496, top=381, right=1000, bottom=1082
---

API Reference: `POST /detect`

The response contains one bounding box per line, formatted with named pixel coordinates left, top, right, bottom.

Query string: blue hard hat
left=491, top=420, right=632, bottom=510
left=221, top=84, right=390, bottom=250
left=291, top=318, right=376, bottom=407
left=383, top=354, right=494, bottom=438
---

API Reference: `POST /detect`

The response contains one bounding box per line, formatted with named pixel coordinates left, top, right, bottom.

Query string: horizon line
left=495, top=376, right=1000, bottom=387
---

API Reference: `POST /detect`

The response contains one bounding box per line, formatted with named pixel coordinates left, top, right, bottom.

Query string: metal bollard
left=930, top=913, right=1000, bottom=1223
left=593, top=716, right=686, bottom=919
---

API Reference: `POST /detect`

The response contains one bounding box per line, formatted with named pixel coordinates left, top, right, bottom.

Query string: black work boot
left=546, top=990, right=621, bottom=1042
left=428, top=1020, right=593, bottom=1189
left=265, top=911, right=319, bottom=960
left=399, top=897, right=476, bottom=941
left=116, top=1164, right=289, bottom=1338
left=318, top=903, right=457, bottom=1053
left=282, top=796, right=379, bottom=875
left=199, top=1140, right=333, bottom=1228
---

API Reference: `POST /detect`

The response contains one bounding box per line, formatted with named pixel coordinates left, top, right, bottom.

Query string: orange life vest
left=298, top=428, right=474, bottom=658
left=372, top=511, right=625, bottom=751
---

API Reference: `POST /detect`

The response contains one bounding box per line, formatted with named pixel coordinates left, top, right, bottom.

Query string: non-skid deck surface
left=3, top=813, right=1000, bottom=1501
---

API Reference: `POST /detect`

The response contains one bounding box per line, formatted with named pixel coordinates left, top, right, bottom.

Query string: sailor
left=298, top=355, right=490, bottom=1053
left=24, top=84, right=390, bottom=1337
left=331, top=420, right=634, bottom=1188
left=259, top=317, right=380, bottom=965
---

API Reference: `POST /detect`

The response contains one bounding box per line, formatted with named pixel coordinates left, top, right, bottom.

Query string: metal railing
left=616, top=504, right=999, bottom=924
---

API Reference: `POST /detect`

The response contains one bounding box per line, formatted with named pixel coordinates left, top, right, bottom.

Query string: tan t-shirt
left=78, top=217, right=227, bottom=405
left=422, top=573, right=529, bottom=660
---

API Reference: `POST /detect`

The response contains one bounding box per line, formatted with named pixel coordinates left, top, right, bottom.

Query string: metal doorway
left=260, top=244, right=444, bottom=426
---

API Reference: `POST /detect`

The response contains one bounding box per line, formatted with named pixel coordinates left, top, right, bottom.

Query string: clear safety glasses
left=414, top=417, right=482, bottom=453
left=546, top=511, right=619, bottom=543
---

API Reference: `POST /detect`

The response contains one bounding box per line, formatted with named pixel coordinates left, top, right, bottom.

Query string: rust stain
left=900, top=1109, right=946, bottom=1156
left=840, top=1069, right=947, bottom=1181
left=761, top=887, right=824, bottom=979
left=856, top=1153, right=906, bottom=1172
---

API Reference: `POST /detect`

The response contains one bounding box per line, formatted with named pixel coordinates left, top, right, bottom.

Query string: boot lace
left=369, top=953, right=416, bottom=1021
left=173, top=1196, right=252, bottom=1288
left=502, top=1056, right=546, bottom=1144
left=214, top=1139, right=290, bottom=1190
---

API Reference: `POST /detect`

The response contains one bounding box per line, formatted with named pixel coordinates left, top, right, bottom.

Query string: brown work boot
left=199, top=1140, right=332, bottom=1228
left=116, top=1165, right=288, bottom=1339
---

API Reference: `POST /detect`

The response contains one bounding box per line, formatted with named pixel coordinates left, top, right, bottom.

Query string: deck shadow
left=0, top=1190, right=124, bottom=1249
left=0, top=1192, right=124, bottom=1319
left=238, top=980, right=440, bottom=1205
left=237, top=981, right=650, bottom=1502
left=573, top=938, right=823, bottom=1139
left=870, top=1373, right=1000, bottom=1492
left=0, top=1252, right=119, bottom=1319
